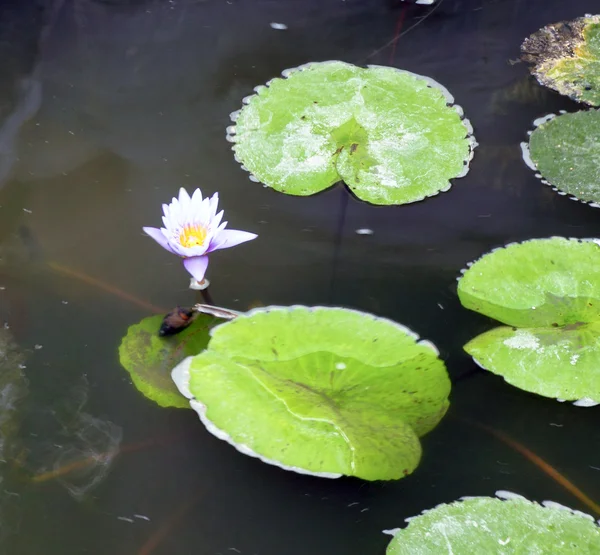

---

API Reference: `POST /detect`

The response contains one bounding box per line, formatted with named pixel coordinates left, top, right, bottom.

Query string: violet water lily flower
left=143, top=187, right=257, bottom=287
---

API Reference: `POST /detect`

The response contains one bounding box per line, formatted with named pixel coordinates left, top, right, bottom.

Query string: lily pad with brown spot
left=522, top=14, right=600, bottom=106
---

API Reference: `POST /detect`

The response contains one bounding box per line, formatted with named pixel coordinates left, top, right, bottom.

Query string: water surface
left=0, top=0, right=599, bottom=553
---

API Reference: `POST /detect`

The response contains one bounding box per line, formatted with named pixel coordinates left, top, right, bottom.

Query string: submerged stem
left=460, top=417, right=600, bottom=516
left=29, top=434, right=183, bottom=484
left=47, top=261, right=167, bottom=313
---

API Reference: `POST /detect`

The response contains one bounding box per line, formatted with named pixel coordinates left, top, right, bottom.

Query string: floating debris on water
left=159, top=304, right=239, bottom=336
left=159, top=306, right=196, bottom=337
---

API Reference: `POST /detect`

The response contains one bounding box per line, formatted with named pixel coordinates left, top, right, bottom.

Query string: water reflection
left=22, top=376, right=122, bottom=500
left=0, top=327, right=27, bottom=459
left=10, top=0, right=338, bottom=182
left=0, top=326, right=27, bottom=544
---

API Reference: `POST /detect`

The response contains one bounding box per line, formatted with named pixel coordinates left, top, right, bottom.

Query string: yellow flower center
left=179, top=224, right=208, bottom=248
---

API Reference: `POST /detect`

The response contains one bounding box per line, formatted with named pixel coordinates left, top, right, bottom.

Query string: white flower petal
left=209, top=193, right=219, bottom=218
left=199, top=197, right=211, bottom=225
left=208, top=229, right=257, bottom=252
left=178, top=187, right=191, bottom=206
left=191, top=188, right=203, bottom=208
left=180, top=188, right=195, bottom=222
left=169, top=197, right=181, bottom=224
left=211, top=210, right=224, bottom=231
left=177, top=197, right=187, bottom=222
left=143, top=226, right=176, bottom=254
left=168, top=206, right=181, bottom=230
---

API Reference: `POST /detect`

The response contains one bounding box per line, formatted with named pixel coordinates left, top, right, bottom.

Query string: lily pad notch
left=385, top=491, right=600, bottom=554
left=226, top=61, right=477, bottom=206
left=521, top=110, right=600, bottom=208
left=172, top=305, right=451, bottom=480
left=457, top=237, right=600, bottom=407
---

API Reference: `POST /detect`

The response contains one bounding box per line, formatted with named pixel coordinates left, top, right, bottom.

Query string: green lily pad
left=522, top=15, right=600, bottom=106
left=458, top=237, right=600, bottom=328
left=385, top=491, right=600, bottom=554
left=119, top=313, right=217, bottom=409
left=458, top=237, right=600, bottom=405
left=172, top=306, right=450, bottom=480
left=522, top=110, right=600, bottom=206
left=465, top=323, right=600, bottom=407
left=227, top=61, right=475, bottom=206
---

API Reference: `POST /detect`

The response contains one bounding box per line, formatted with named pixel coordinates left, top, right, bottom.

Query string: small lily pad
left=458, top=237, right=600, bottom=405
left=522, top=14, right=600, bottom=106
left=522, top=110, right=600, bottom=206
left=385, top=491, right=600, bottom=553
left=465, top=324, right=600, bottom=406
left=172, top=306, right=450, bottom=480
left=227, top=61, right=475, bottom=205
left=119, top=313, right=217, bottom=409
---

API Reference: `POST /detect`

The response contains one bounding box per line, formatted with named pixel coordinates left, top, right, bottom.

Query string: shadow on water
left=0, top=0, right=598, bottom=553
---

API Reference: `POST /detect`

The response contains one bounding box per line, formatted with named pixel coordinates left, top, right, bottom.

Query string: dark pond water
left=0, top=0, right=599, bottom=553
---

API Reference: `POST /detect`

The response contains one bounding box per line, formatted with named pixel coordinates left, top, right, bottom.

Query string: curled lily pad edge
left=457, top=236, right=600, bottom=408
left=171, top=304, right=441, bottom=479
left=520, top=110, right=600, bottom=209
left=225, top=60, right=478, bottom=205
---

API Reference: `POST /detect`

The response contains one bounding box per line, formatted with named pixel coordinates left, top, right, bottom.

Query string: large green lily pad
left=522, top=14, right=600, bottom=106
left=386, top=491, right=600, bottom=553
left=522, top=110, right=600, bottom=206
left=172, top=306, right=450, bottom=480
left=119, top=313, right=217, bottom=409
left=227, top=61, right=475, bottom=205
left=458, top=237, right=600, bottom=405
